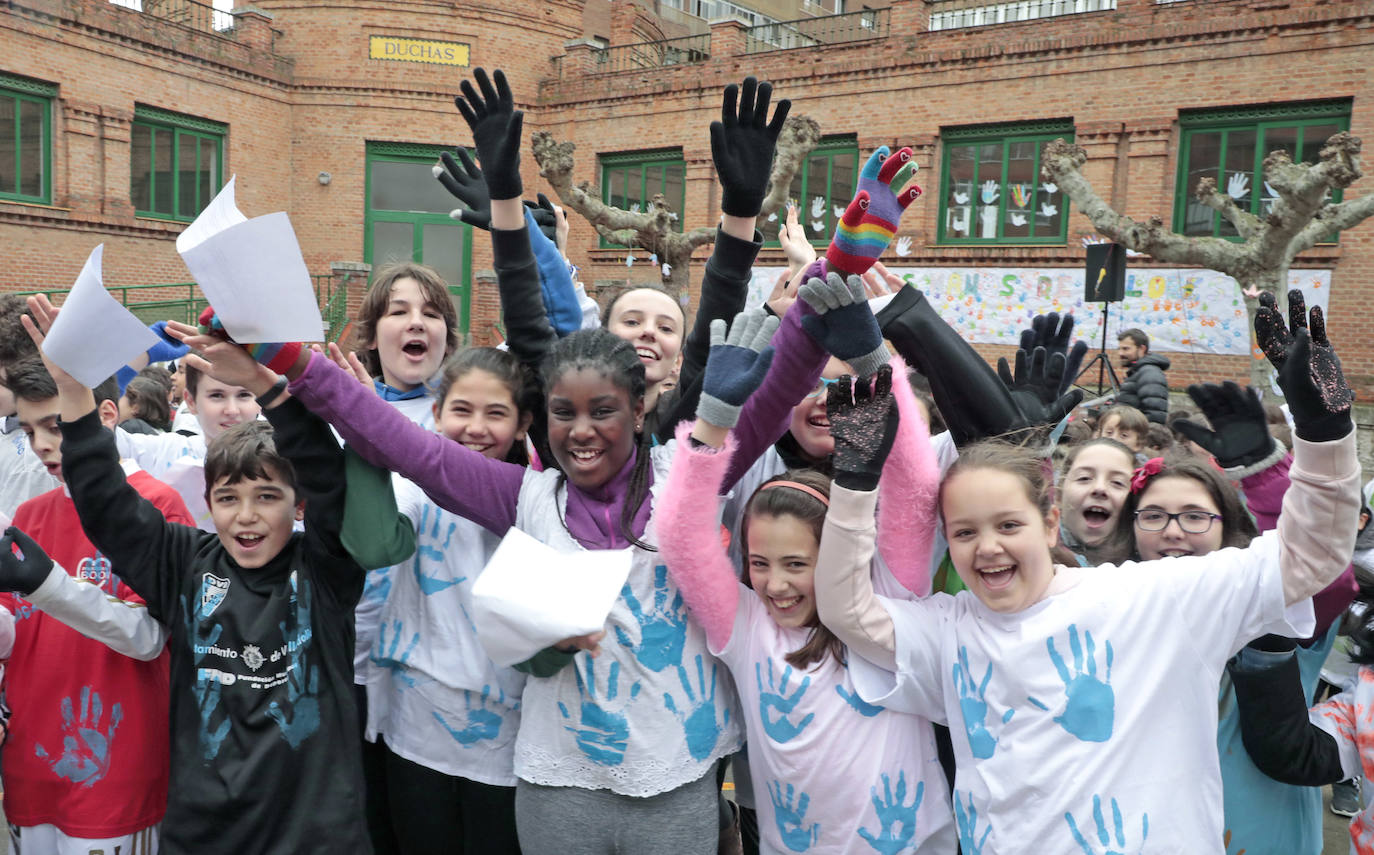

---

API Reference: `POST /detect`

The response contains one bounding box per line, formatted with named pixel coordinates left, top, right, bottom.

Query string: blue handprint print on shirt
left=433, top=685, right=509, bottom=746
left=614, top=565, right=688, bottom=672
left=954, top=791, right=991, bottom=855
left=664, top=654, right=729, bottom=761
left=268, top=577, right=321, bottom=748
left=183, top=599, right=231, bottom=761
left=559, top=657, right=641, bottom=766
left=371, top=619, right=422, bottom=689
left=413, top=504, right=464, bottom=596
left=953, top=646, right=1011, bottom=759
left=836, top=683, right=884, bottom=717
left=1028, top=624, right=1114, bottom=743
left=769, top=780, right=820, bottom=852
left=1065, top=794, right=1148, bottom=855
left=857, top=772, right=923, bottom=854
left=34, top=686, right=123, bottom=787
left=756, top=659, right=815, bottom=744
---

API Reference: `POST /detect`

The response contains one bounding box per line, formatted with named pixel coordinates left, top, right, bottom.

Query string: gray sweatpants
left=515, top=766, right=718, bottom=855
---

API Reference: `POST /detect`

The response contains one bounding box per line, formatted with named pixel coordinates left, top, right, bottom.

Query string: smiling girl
left=814, top=291, right=1360, bottom=853
left=1056, top=438, right=1135, bottom=566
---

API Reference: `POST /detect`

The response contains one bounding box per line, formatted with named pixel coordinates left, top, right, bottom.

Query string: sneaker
left=1332, top=778, right=1361, bottom=817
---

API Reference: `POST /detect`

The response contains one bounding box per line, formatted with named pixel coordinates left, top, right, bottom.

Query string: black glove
left=0, top=526, right=54, bottom=597
left=1019, top=312, right=1088, bottom=397
left=997, top=346, right=1084, bottom=429
left=436, top=148, right=557, bottom=242
left=827, top=366, right=899, bottom=492
left=709, top=76, right=790, bottom=218
left=453, top=68, right=524, bottom=201
left=1255, top=289, right=1353, bottom=442
left=1172, top=382, right=1274, bottom=468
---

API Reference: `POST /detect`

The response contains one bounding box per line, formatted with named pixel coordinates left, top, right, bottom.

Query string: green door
left=364, top=142, right=473, bottom=335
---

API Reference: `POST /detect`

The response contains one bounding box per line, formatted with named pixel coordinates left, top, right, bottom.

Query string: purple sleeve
left=288, top=352, right=524, bottom=535
left=721, top=301, right=828, bottom=490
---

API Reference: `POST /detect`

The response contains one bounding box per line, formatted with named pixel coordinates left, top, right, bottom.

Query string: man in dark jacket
left=1115, top=328, right=1170, bottom=424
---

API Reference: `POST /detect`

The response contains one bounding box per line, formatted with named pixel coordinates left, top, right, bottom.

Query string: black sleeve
left=1230, top=653, right=1347, bottom=787
left=60, top=410, right=201, bottom=622
left=492, top=225, right=557, bottom=467
left=654, top=226, right=762, bottom=444
left=262, top=397, right=364, bottom=609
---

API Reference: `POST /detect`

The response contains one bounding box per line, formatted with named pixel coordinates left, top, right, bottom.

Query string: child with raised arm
left=815, top=291, right=1359, bottom=854
left=22, top=303, right=371, bottom=854
left=658, top=323, right=955, bottom=853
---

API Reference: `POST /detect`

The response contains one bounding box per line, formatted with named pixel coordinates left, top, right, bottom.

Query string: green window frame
left=130, top=105, right=225, bottom=222
left=363, top=141, right=474, bottom=336
left=599, top=150, right=685, bottom=248
left=759, top=135, right=858, bottom=247
left=938, top=120, right=1074, bottom=245
left=0, top=73, right=56, bottom=205
left=1174, top=100, right=1350, bottom=240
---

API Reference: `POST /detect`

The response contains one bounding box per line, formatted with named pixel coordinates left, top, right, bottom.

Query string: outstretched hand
left=827, top=366, right=900, bottom=492
left=826, top=147, right=922, bottom=277
left=698, top=308, right=779, bottom=430
left=453, top=68, right=524, bottom=201
left=1019, top=312, right=1086, bottom=397
left=1254, top=289, right=1352, bottom=442
left=434, top=148, right=558, bottom=241
left=163, top=320, right=279, bottom=396
left=995, top=344, right=1084, bottom=432
left=710, top=76, right=790, bottom=219
left=18, top=294, right=84, bottom=396
left=1172, top=382, right=1275, bottom=469
left=798, top=269, right=889, bottom=378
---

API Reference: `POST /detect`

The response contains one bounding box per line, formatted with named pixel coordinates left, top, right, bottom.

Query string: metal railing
left=592, top=33, right=712, bottom=74
left=109, top=0, right=236, bottom=37
left=744, top=7, right=888, bottom=53
left=928, top=0, right=1116, bottom=30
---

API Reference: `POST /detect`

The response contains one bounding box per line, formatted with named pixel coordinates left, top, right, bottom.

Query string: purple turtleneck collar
left=562, top=446, right=654, bottom=550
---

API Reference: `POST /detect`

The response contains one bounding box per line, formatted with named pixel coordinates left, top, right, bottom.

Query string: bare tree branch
left=1194, top=176, right=1261, bottom=240
left=758, top=115, right=821, bottom=221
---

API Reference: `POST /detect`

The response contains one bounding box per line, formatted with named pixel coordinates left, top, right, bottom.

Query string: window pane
left=975, top=143, right=1003, bottom=240
left=0, top=97, right=16, bottom=195
left=830, top=152, right=855, bottom=241
left=421, top=222, right=467, bottom=329
left=946, top=143, right=976, bottom=238
left=369, top=159, right=455, bottom=213
left=626, top=167, right=645, bottom=213
left=200, top=137, right=218, bottom=212
left=1264, top=125, right=1298, bottom=163
left=1037, top=141, right=1063, bottom=238
left=608, top=167, right=627, bottom=210
left=1300, top=124, right=1340, bottom=164
left=153, top=127, right=174, bottom=215
left=643, top=164, right=664, bottom=208
left=1182, top=131, right=1221, bottom=236
left=1004, top=140, right=1035, bottom=239
left=805, top=155, right=830, bottom=239
left=18, top=98, right=42, bottom=198
left=1219, top=129, right=1255, bottom=237
left=178, top=132, right=199, bottom=217
left=663, top=164, right=684, bottom=228
left=371, top=221, right=414, bottom=269
left=131, top=124, right=152, bottom=211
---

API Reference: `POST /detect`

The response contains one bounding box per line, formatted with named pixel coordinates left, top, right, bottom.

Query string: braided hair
left=541, top=329, right=656, bottom=551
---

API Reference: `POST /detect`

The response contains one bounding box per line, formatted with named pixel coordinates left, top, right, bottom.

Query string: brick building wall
left=2, top=0, right=1372, bottom=398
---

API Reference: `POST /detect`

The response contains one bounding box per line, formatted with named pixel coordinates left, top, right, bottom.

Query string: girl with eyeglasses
left=1120, top=379, right=1358, bottom=855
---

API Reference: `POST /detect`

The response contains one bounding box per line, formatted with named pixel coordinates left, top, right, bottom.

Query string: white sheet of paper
left=176, top=176, right=325, bottom=343
left=471, top=527, right=633, bottom=667
left=41, top=245, right=160, bottom=389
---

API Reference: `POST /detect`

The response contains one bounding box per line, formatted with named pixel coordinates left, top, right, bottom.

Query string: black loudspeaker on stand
left=1076, top=243, right=1127, bottom=398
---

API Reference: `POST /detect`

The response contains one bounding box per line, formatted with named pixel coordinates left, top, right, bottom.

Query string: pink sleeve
left=656, top=423, right=742, bottom=651
left=876, top=356, right=941, bottom=596
left=1279, top=433, right=1361, bottom=606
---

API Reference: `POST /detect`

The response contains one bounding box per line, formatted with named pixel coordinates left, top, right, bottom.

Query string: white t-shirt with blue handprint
left=715, top=591, right=956, bottom=855
left=512, top=443, right=744, bottom=796
left=366, top=479, right=525, bottom=787
left=849, top=532, right=1314, bottom=855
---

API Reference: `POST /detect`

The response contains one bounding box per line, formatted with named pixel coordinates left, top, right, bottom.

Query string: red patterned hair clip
left=1130, top=457, right=1165, bottom=494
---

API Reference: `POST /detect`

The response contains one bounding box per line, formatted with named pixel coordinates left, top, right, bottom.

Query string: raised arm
left=19, top=550, right=168, bottom=661
left=658, top=424, right=742, bottom=651
left=875, top=357, right=940, bottom=596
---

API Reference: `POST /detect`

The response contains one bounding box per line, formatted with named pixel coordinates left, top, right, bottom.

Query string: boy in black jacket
left=21, top=299, right=370, bottom=855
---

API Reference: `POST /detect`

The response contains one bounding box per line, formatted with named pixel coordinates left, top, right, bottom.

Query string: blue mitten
left=698, top=309, right=780, bottom=429
left=798, top=267, right=888, bottom=377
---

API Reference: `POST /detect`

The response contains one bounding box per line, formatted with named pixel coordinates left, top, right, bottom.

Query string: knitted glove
left=0, top=527, right=53, bottom=597
left=825, top=146, right=922, bottom=277
left=698, top=309, right=779, bottom=429
left=1255, top=289, right=1353, bottom=442
left=709, top=76, right=790, bottom=218
left=828, top=366, right=899, bottom=492
left=1172, top=382, right=1276, bottom=469
left=434, top=148, right=557, bottom=241
left=197, top=307, right=302, bottom=376
left=798, top=268, right=889, bottom=377
left=453, top=68, right=524, bottom=201
left=996, top=346, right=1084, bottom=429
left=1019, top=312, right=1088, bottom=398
